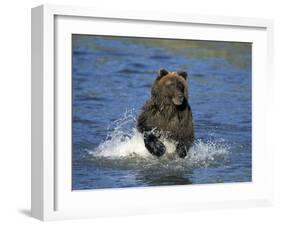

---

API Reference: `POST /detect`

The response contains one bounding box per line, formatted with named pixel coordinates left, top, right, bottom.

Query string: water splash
left=86, top=109, right=230, bottom=170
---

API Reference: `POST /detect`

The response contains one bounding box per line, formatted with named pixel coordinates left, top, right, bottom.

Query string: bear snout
left=172, top=94, right=185, bottom=106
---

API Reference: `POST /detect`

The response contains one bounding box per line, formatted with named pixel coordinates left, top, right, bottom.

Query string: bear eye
left=177, top=83, right=185, bottom=91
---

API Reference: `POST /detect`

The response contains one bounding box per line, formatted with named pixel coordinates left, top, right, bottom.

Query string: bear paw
left=176, top=144, right=188, bottom=158
left=144, top=133, right=166, bottom=157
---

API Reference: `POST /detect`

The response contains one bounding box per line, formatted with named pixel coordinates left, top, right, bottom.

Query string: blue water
left=72, top=35, right=252, bottom=190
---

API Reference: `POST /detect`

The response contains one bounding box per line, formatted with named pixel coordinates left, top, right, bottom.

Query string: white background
left=0, top=0, right=280, bottom=225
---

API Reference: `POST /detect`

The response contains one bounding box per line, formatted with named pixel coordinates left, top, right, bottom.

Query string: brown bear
left=137, top=68, right=194, bottom=158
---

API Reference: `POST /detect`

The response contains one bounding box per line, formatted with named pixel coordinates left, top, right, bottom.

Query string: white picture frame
left=31, top=4, right=274, bottom=221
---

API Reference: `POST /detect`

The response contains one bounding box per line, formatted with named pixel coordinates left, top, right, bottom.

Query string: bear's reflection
left=136, top=172, right=192, bottom=186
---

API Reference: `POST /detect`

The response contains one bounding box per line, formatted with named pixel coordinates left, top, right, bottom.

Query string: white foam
left=93, top=128, right=150, bottom=158
left=86, top=110, right=230, bottom=168
left=187, top=139, right=229, bottom=168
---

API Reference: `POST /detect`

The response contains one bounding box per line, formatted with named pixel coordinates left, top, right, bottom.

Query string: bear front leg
left=176, top=143, right=188, bottom=158
left=143, top=131, right=166, bottom=157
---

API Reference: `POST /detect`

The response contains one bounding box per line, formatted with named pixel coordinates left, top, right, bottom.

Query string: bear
left=137, top=68, right=194, bottom=158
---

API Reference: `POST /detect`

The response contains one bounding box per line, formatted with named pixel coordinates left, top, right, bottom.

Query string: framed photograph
left=31, top=4, right=274, bottom=221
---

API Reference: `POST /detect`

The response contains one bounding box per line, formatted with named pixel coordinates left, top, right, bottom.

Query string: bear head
left=151, top=68, right=189, bottom=107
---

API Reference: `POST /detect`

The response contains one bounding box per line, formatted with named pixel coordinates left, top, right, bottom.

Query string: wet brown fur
left=137, top=69, right=194, bottom=158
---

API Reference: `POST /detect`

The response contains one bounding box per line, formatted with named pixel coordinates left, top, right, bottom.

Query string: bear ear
left=157, top=68, right=169, bottom=80
left=177, top=71, right=188, bottom=80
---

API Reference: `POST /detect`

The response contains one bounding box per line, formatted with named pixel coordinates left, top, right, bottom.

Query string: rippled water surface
left=72, top=35, right=252, bottom=190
